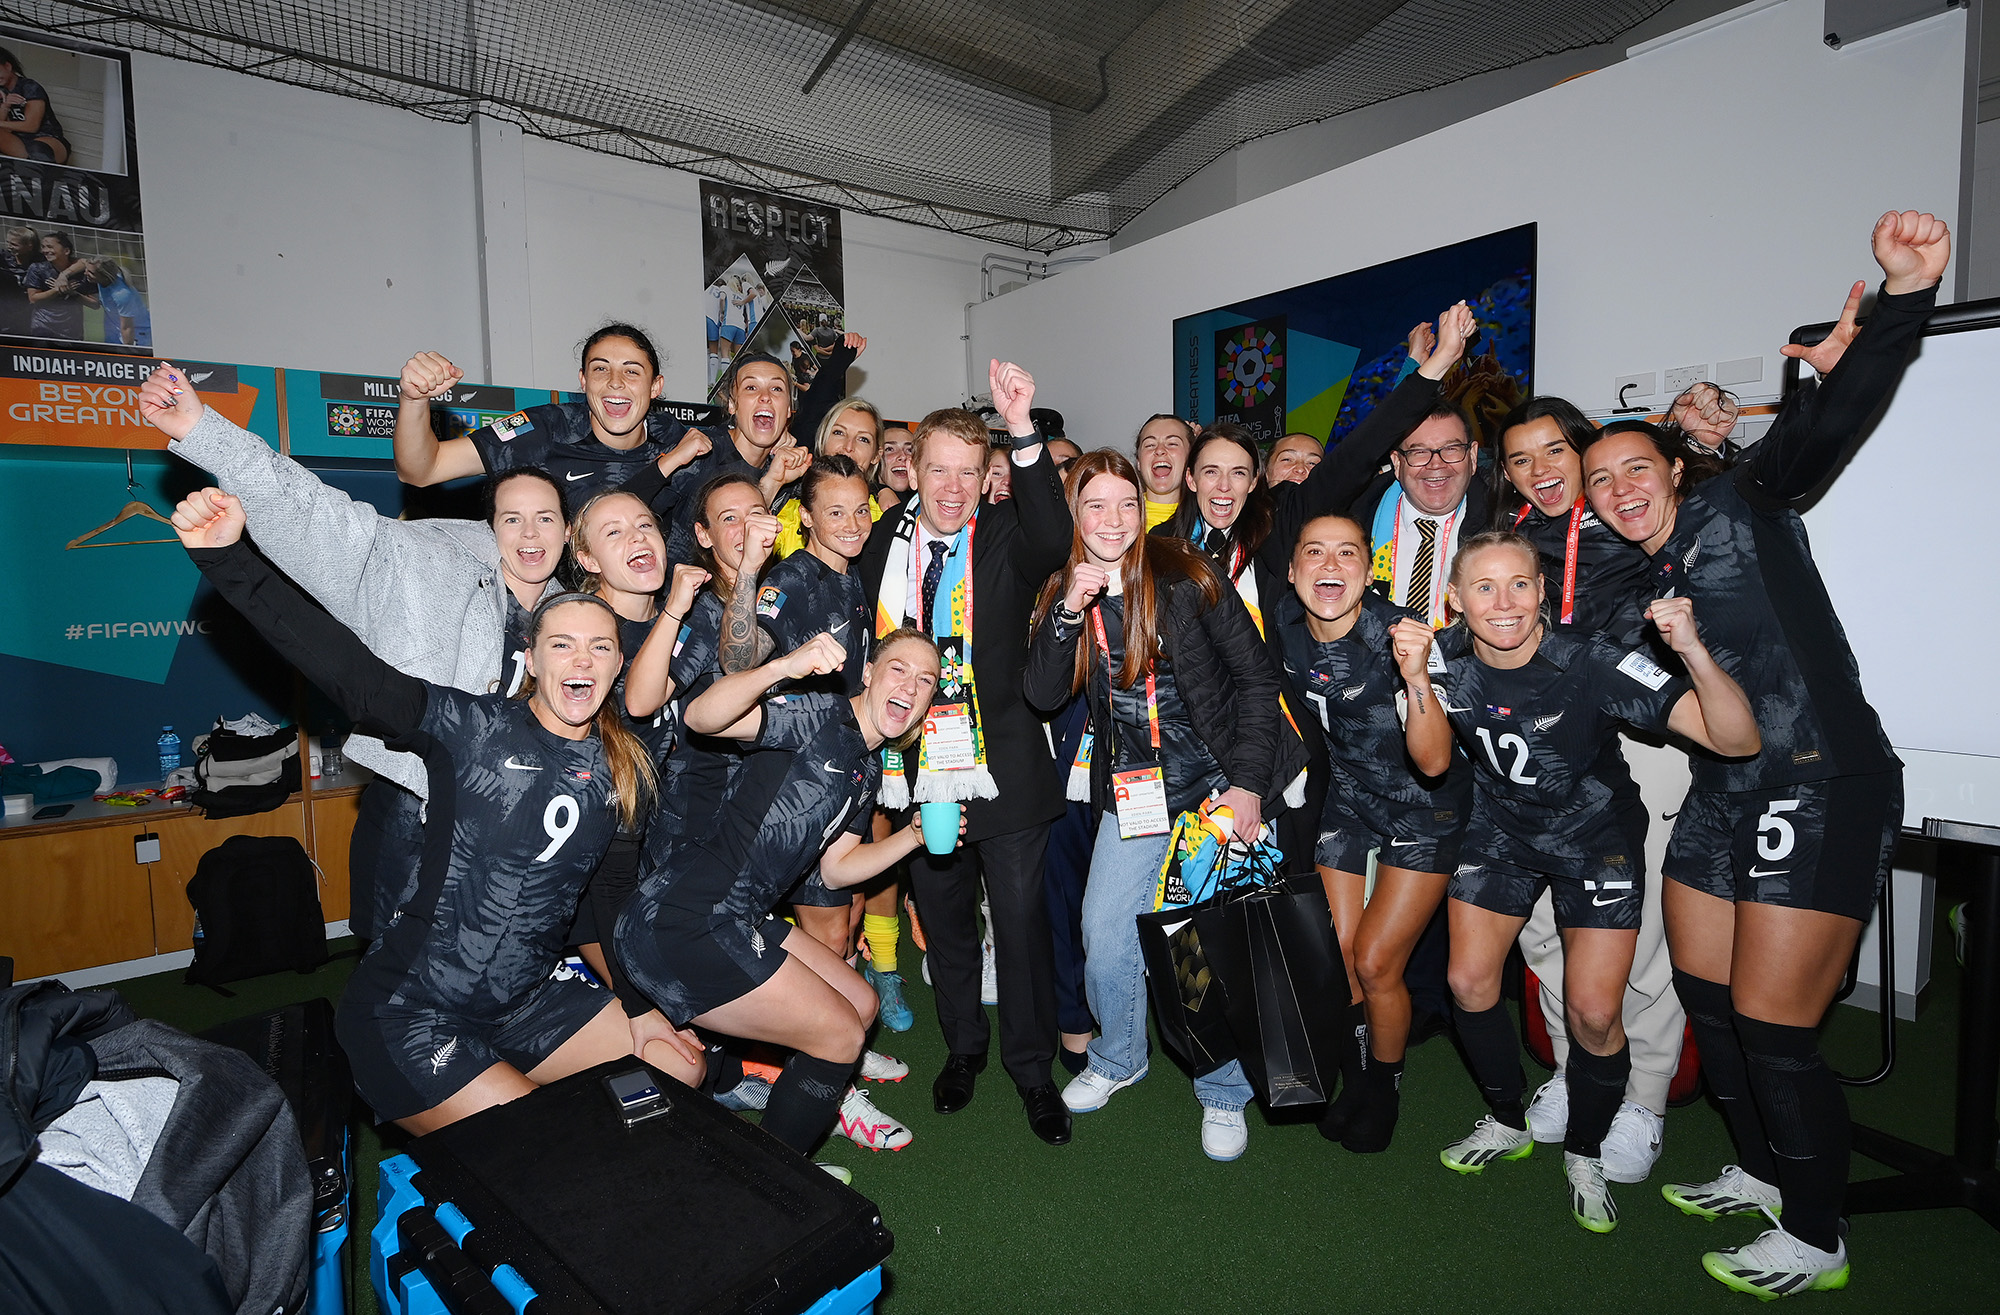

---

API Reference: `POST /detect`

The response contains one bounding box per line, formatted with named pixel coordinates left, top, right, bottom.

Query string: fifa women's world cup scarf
left=873, top=499, right=997, bottom=808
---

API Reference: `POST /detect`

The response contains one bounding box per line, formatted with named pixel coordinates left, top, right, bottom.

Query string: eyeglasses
left=1395, top=442, right=1471, bottom=468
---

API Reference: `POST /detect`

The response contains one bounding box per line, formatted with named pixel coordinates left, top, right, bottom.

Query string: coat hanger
left=64, top=451, right=177, bottom=548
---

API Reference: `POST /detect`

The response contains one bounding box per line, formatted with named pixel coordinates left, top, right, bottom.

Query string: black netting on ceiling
left=6, top=1, right=1674, bottom=250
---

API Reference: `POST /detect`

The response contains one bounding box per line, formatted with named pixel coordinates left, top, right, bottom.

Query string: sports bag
left=185, top=835, right=327, bottom=989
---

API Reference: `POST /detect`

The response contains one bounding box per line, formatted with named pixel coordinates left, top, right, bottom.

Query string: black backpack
left=185, top=835, right=327, bottom=990
left=191, top=720, right=302, bottom=820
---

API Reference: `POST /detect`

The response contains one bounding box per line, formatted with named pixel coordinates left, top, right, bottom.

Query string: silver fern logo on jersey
left=1532, top=712, right=1564, bottom=732
left=429, top=1037, right=459, bottom=1074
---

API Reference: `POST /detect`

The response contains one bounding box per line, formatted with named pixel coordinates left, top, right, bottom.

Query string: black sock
left=1453, top=1001, right=1526, bottom=1128
left=1564, top=1042, right=1629, bottom=1158
left=1316, top=1002, right=1372, bottom=1141
left=1673, top=969, right=1779, bottom=1186
left=699, top=1044, right=746, bottom=1097
left=759, top=1053, right=856, bottom=1156
left=1371, top=1050, right=1404, bottom=1093
left=1737, top=1013, right=1849, bottom=1253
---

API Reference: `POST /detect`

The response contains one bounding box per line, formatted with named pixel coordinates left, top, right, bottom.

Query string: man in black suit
left=855, top=360, right=1075, bottom=1145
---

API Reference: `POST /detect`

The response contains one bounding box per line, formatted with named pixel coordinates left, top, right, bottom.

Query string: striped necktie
left=1405, top=518, right=1440, bottom=620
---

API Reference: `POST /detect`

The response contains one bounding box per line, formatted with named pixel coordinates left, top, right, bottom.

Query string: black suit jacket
left=857, top=445, right=1073, bottom=842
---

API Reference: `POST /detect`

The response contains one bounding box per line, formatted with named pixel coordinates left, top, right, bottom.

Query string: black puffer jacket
left=1026, top=563, right=1307, bottom=813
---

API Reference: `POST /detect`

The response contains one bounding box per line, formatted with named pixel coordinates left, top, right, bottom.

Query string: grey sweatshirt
left=169, top=406, right=541, bottom=797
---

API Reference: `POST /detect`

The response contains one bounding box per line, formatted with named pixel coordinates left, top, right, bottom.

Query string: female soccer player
left=774, top=400, right=894, bottom=554
left=1274, top=513, right=1469, bottom=1153
left=1025, top=451, right=1305, bottom=1162
left=169, top=487, right=703, bottom=1132
left=1394, top=533, right=1757, bottom=1234
left=615, top=631, right=942, bottom=1157
left=1582, top=210, right=1947, bottom=1296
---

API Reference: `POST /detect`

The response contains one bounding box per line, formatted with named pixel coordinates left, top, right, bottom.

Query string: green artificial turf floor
left=114, top=873, right=1999, bottom=1314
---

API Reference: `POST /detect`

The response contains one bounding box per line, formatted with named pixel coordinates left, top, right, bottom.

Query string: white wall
left=128, top=53, right=1024, bottom=419
left=970, top=0, right=1968, bottom=445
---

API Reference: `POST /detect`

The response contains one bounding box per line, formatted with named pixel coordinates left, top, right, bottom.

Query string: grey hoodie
left=169, top=406, right=544, bottom=797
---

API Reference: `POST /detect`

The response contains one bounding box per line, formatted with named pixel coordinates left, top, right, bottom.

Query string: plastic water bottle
left=157, top=726, right=181, bottom=781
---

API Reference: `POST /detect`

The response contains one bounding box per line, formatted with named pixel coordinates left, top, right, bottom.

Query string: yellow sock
left=864, top=913, right=901, bottom=973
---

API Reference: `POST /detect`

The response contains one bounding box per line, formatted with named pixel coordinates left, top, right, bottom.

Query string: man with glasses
left=1357, top=404, right=1485, bottom=625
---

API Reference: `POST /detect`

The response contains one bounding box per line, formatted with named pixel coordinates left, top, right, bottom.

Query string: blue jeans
left=1080, top=813, right=1253, bottom=1112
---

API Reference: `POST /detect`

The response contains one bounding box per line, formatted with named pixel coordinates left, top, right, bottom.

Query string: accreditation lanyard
left=1090, top=605, right=1160, bottom=755
left=1513, top=496, right=1583, bottom=627
left=907, top=514, right=974, bottom=639
left=1388, top=496, right=1458, bottom=626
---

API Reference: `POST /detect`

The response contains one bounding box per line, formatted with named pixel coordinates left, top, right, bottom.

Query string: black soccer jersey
left=669, top=588, right=726, bottom=702
left=656, top=442, right=769, bottom=568
left=1278, top=591, right=1471, bottom=815
left=641, top=693, right=877, bottom=922
left=354, top=688, right=617, bottom=1019
left=1512, top=501, right=1653, bottom=646
left=469, top=402, right=687, bottom=504
left=756, top=549, right=870, bottom=696
left=1437, top=632, right=1686, bottom=871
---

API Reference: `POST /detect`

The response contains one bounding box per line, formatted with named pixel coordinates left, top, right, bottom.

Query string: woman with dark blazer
left=1026, top=450, right=1306, bottom=1162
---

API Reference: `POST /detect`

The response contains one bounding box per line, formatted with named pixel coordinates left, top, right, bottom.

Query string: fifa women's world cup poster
left=1174, top=225, right=1535, bottom=450
left=700, top=181, right=844, bottom=400
left=0, top=26, right=148, bottom=355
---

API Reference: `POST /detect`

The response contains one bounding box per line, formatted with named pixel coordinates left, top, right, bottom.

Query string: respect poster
left=699, top=181, right=844, bottom=399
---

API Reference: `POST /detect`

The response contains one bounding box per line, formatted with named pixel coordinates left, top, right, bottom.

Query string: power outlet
left=1664, top=365, right=1709, bottom=394
left=134, top=832, right=160, bottom=864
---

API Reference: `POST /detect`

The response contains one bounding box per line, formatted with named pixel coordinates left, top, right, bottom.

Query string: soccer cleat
left=715, top=1074, right=772, bottom=1111
left=1663, top=1164, right=1784, bottom=1221
left=866, top=965, right=915, bottom=1033
left=816, top=1162, right=853, bottom=1185
left=1440, top=1115, right=1535, bottom=1174
left=1201, top=1107, right=1248, bottom=1162
left=1701, top=1227, right=1848, bottom=1299
left=860, top=1049, right=909, bottom=1082
left=1525, top=1074, right=1569, bottom=1144
left=837, top=1086, right=912, bottom=1151
left=1601, top=1101, right=1665, bottom=1184
left=1564, top=1152, right=1619, bottom=1234
left=1062, top=1064, right=1148, bottom=1113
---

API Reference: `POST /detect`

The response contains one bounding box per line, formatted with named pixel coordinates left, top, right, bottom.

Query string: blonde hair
left=815, top=398, right=883, bottom=472
left=871, top=627, right=940, bottom=752
left=566, top=490, right=656, bottom=596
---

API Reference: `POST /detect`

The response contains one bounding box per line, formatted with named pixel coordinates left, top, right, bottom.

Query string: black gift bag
left=1195, top=873, right=1351, bottom=1108
left=1136, top=902, right=1239, bottom=1076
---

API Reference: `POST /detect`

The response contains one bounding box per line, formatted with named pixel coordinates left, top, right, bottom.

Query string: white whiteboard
left=1801, top=319, right=2000, bottom=827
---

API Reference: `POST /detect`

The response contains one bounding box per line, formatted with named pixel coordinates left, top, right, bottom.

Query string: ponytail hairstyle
left=869, top=626, right=941, bottom=752
left=513, top=592, right=658, bottom=829
left=580, top=323, right=660, bottom=377
left=691, top=470, right=765, bottom=581
left=1581, top=417, right=1726, bottom=495
left=565, top=489, right=656, bottom=597
left=1161, top=421, right=1273, bottom=560
left=1491, top=396, right=1598, bottom=522
left=1445, top=530, right=1552, bottom=632
left=800, top=453, right=864, bottom=513
left=1032, top=450, right=1219, bottom=697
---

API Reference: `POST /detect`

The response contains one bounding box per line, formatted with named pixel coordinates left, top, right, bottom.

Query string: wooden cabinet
left=0, top=774, right=366, bottom=979
left=0, top=822, right=157, bottom=979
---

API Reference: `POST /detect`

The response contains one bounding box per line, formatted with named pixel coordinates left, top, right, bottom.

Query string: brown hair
left=691, top=471, right=765, bottom=582
left=911, top=408, right=992, bottom=469
left=1031, top=450, right=1220, bottom=696
left=514, top=593, right=658, bottom=828
left=870, top=626, right=941, bottom=751
left=1581, top=418, right=1725, bottom=495
left=1165, top=422, right=1273, bottom=558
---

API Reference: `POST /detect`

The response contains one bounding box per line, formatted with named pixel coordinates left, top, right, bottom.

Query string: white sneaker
left=921, top=953, right=932, bottom=986
left=837, top=1086, right=912, bottom=1151
left=1201, top=1107, right=1248, bottom=1162
left=1525, top=1074, right=1568, bottom=1143
left=1600, top=1101, right=1664, bottom=1184
left=816, top=1162, right=853, bottom=1185
left=1440, top=1114, right=1535, bottom=1174
left=980, top=940, right=999, bottom=1005
left=1662, top=1164, right=1783, bottom=1221
left=859, top=1050, right=908, bottom=1083
left=1564, top=1151, right=1618, bottom=1233
left=1062, top=1065, right=1147, bottom=1113
left=1702, top=1227, right=1849, bottom=1299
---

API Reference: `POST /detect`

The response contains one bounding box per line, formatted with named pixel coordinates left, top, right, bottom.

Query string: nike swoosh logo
left=1747, top=866, right=1789, bottom=879
left=565, top=471, right=590, bottom=481
left=822, top=760, right=842, bottom=773
left=828, top=622, right=848, bottom=635
left=504, top=756, right=541, bottom=771
left=1591, top=894, right=1627, bottom=907
left=1388, top=839, right=1418, bottom=848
